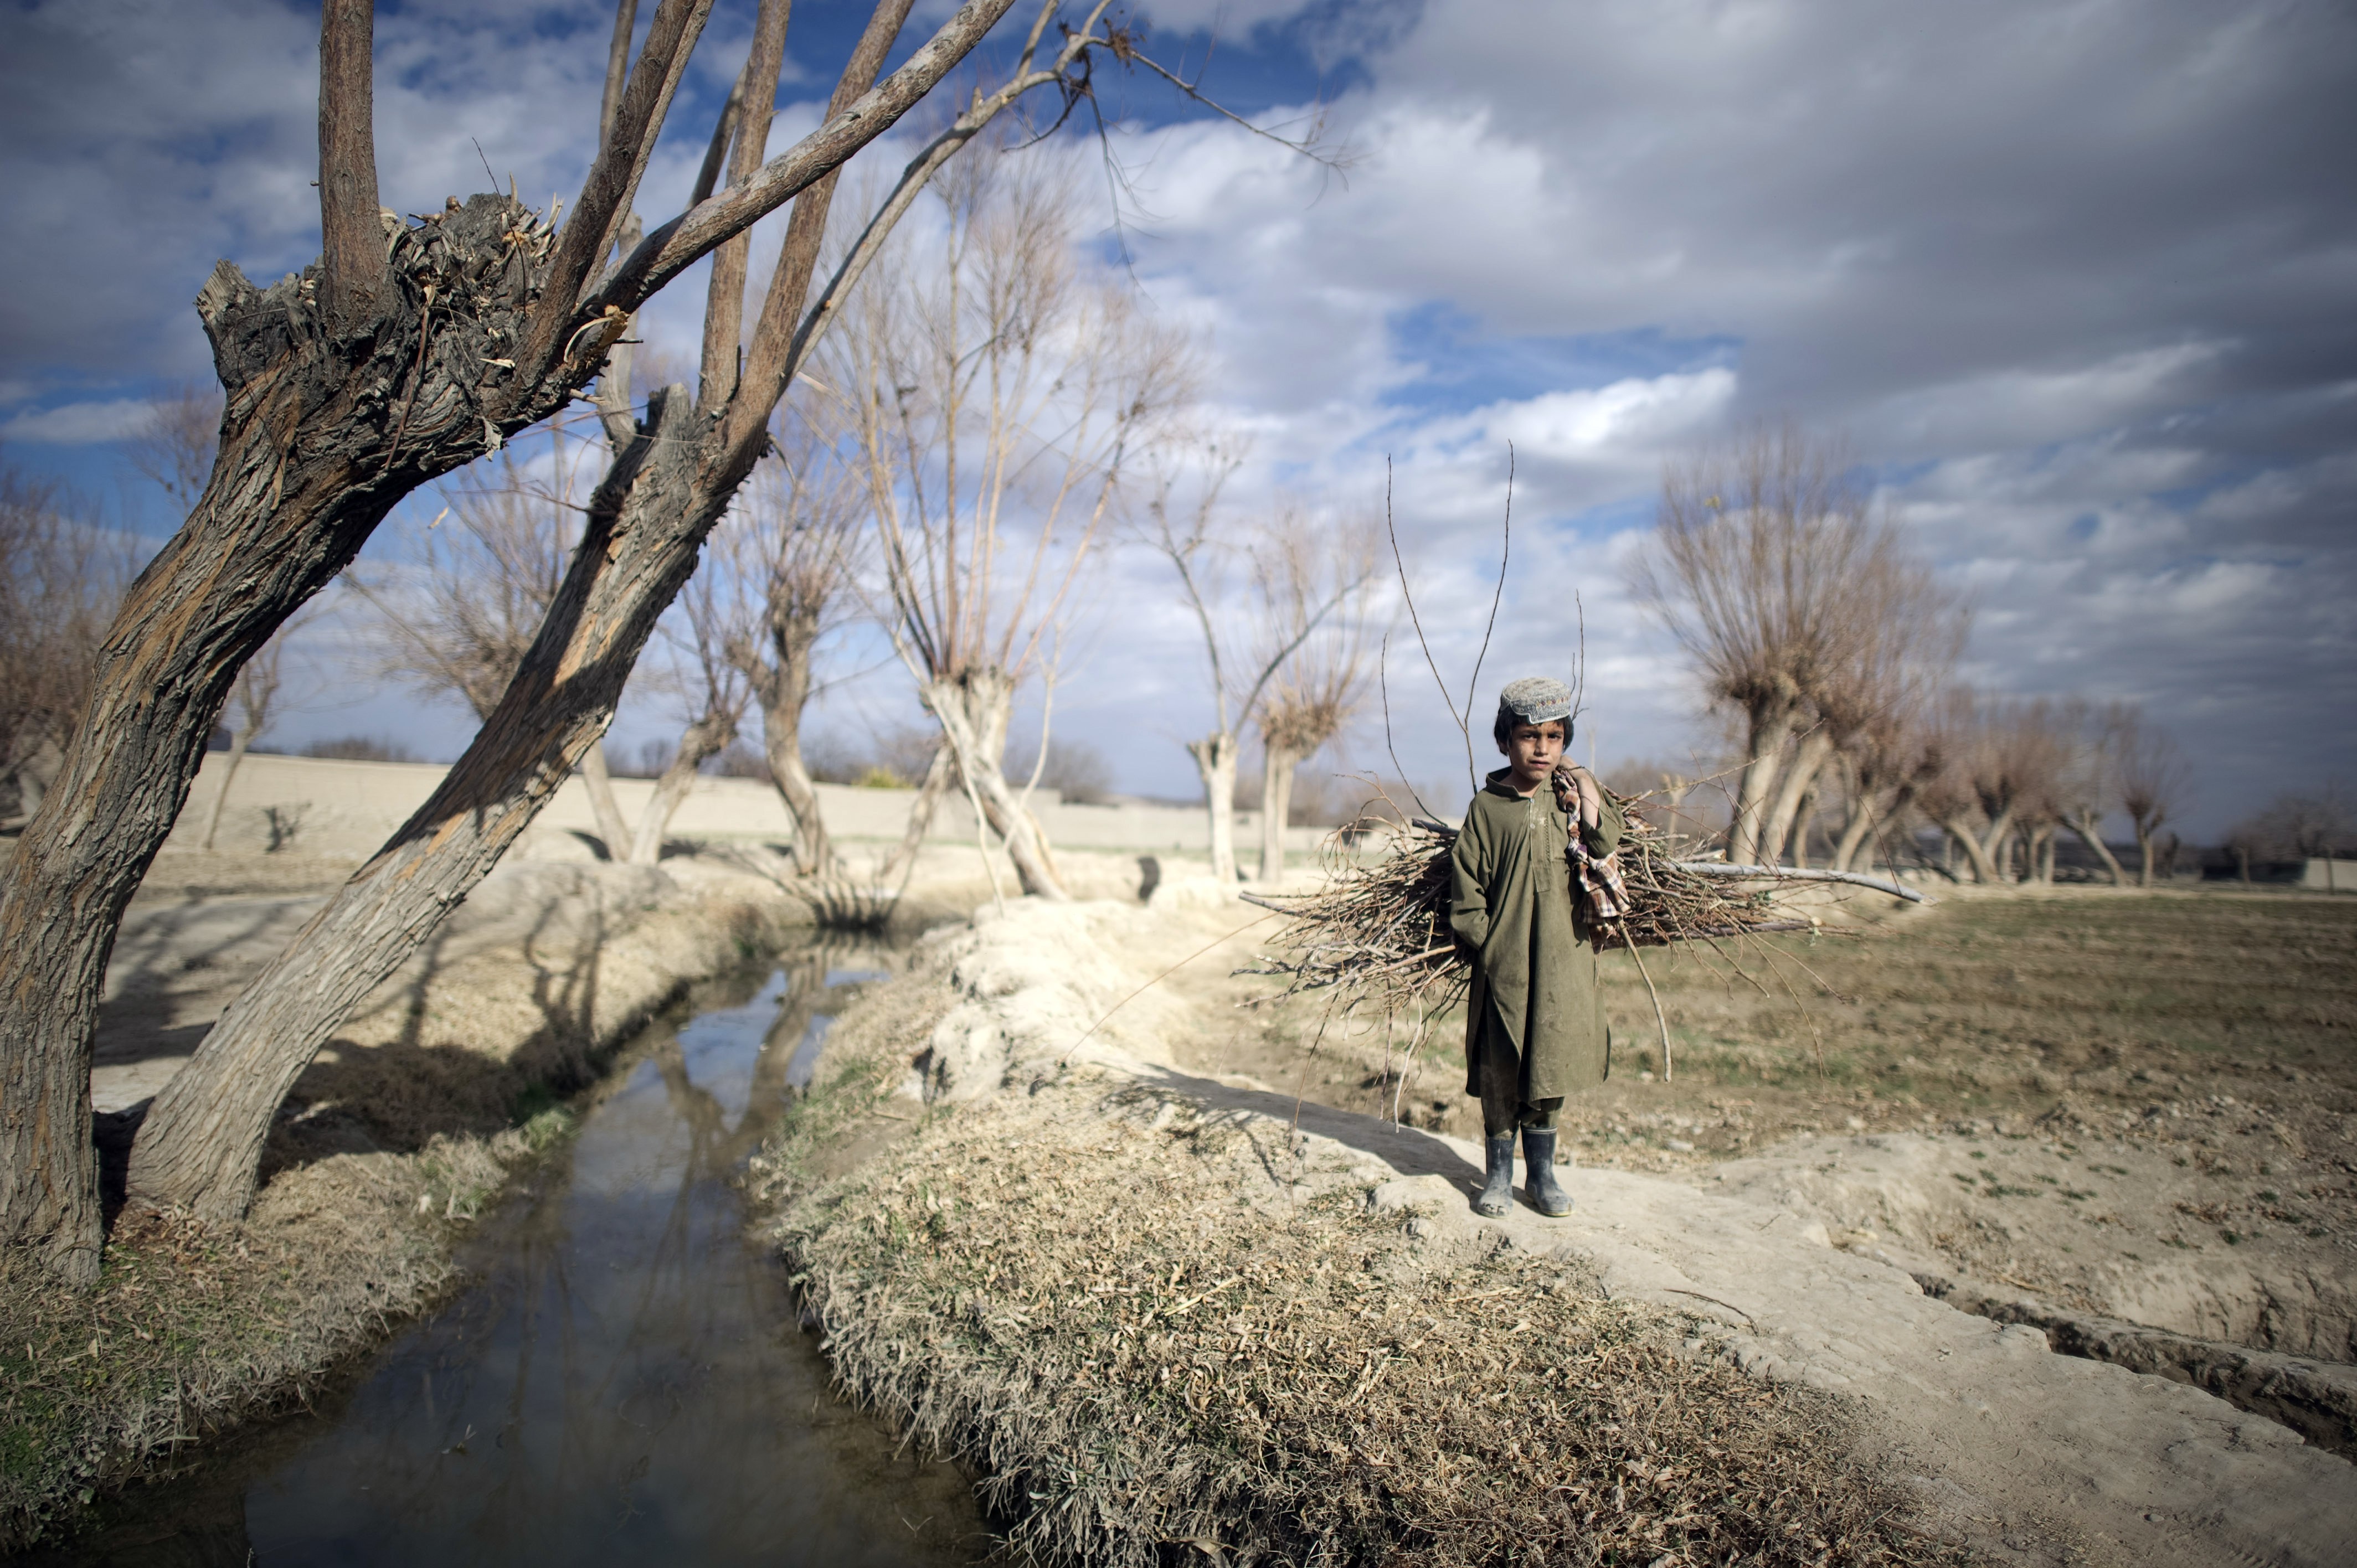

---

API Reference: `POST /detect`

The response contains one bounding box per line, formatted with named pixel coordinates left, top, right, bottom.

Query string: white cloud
left=4, top=0, right=2352, bottom=834
left=0, top=398, right=158, bottom=445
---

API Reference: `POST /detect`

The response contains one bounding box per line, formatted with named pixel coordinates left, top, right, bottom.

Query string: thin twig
left=1627, top=940, right=1673, bottom=1082
left=1461, top=443, right=1512, bottom=783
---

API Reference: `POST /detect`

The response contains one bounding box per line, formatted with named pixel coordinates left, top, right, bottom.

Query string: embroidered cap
left=1497, top=675, right=1574, bottom=726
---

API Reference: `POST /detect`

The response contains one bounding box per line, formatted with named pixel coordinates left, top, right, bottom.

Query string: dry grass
left=0, top=1118, right=567, bottom=1550
left=1197, top=889, right=2357, bottom=1167
left=768, top=1076, right=1964, bottom=1567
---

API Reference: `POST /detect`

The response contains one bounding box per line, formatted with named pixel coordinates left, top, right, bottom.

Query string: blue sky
left=3, top=0, right=2353, bottom=836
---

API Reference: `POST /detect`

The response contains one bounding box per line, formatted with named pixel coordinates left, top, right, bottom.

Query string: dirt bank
left=759, top=883, right=2357, bottom=1567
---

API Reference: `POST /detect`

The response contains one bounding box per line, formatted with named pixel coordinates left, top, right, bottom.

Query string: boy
left=1448, top=677, right=1623, bottom=1217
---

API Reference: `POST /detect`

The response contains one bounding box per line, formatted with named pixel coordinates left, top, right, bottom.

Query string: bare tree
left=1145, top=463, right=1375, bottom=884
left=125, top=382, right=224, bottom=520
left=121, top=2, right=1191, bottom=1232
left=195, top=622, right=315, bottom=852
left=1255, top=517, right=1378, bottom=880
left=2231, top=786, right=2351, bottom=884
left=1760, top=534, right=1963, bottom=866
left=1917, top=693, right=2075, bottom=883
left=1824, top=714, right=1939, bottom=875
left=626, top=569, right=753, bottom=864
left=347, top=429, right=636, bottom=855
left=2051, top=699, right=2129, bottom=885
left=1629, top=421, right=1958, bottom=867
left=5, top=0, right=1042, bottom=1277
left=2116, top=709, right=2190, bottom=887
left=0, top=466, right=129, bottom=828
left=841, top=143, right=1192, bottom=899
left=716, top=409, right=868, bottom=874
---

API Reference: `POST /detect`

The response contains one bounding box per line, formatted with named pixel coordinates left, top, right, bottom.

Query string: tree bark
left=1187, top=733, right=1239, bottom=884
left=2135, top=824, right=2157, bottom=887
left=1, top=192, right=588, bottom=1278
left=1258, top=744, right=1304, bottom=881
left=577, top=742, right=632, bottom=860
left=316, top=0, right=383, bottom=332
left=922, top=669, right=1067, bottom=901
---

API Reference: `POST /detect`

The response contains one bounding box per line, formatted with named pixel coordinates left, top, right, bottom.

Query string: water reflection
left=47, top=946, right=980, bottom=1567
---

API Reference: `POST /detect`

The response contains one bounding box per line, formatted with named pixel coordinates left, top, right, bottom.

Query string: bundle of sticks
left=1238, top=788, right=1927, bottom=1022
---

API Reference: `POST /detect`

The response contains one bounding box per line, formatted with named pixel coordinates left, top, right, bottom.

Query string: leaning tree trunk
left=1756, top=727, right=1833, bottom=869
left=1187, top=733, right=1240, bottom=885
left=629, top=705, right=738, bottom=865
left=1975, top=804, right=2019, bottom=884
left=127, top=387, right=744, bottom=1219
left=2061, top=810, right=2127, bottom=886
left=746, top=626, right=836, bottom=875
left=1830, top=780, right=1916, bottom=874
left=578, top=743, right=634, bottom=860
left=922, top=669, right=1066, bottom=901
left=877, top=745, right=951, bottom=885
left=1258, top=744, right=1305, bottom=881
left=35, top=0, right=1019, bottom=1254
left=199, top=730, right=256, bottom=852
left=0, top=196, right=601, bottom=1277
left=1727, top=705, right=1795, bottom=866
left=1938, top=814, right=2002, bottom=883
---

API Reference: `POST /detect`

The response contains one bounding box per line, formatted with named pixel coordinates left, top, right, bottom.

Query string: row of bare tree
left=0, top=0, right=1302, bottom=1284
left=1629, top=422, right=2190, bottom=885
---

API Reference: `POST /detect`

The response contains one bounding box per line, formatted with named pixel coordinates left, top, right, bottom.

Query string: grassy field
left=1184, top=887, right=2357, bottom=1169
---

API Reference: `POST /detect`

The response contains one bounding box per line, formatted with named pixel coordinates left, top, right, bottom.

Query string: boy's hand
left=1550, top=762, right=1601, bottom=831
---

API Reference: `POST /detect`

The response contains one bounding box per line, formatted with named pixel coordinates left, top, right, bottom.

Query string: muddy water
left=55, top=946, right=982, bottom=1567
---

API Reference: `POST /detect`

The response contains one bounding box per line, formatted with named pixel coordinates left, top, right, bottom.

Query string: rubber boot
left=1522, top=1127, right=1573, bottom=1217
left=1474, top=1133, right=1516, bottom=1216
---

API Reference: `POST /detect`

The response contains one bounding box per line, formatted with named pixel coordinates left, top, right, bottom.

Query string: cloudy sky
left=4, top=0, right=2352, bottom=837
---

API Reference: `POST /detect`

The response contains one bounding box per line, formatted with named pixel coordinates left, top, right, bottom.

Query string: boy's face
left=1499, top=719, right=1566, bottom=791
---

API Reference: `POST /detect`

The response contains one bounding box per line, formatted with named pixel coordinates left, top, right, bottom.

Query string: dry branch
left=1239, top=787, right=1927, bottom=1023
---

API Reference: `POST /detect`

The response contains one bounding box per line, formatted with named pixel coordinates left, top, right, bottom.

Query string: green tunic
left=1448, top=769, right=1625, bottom=1105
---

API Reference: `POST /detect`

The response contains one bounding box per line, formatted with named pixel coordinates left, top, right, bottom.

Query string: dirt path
left=796, top=880, right=2357, bottom=1566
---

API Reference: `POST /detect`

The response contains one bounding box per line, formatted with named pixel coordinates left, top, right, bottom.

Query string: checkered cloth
left=1553, top=763, right=1627, bottom=942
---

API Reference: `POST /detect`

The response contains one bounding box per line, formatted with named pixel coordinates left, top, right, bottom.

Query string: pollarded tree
left=1629, top=421, right=1949, bottom=868
left=2052, top=699, right=2129, bottom=886
left=841, top=144, right=1193, bottom=899
left=1255, top=515, right=1379, bottom=881
left=7, top=0, right=1036, bottom=1280
left=1146, top=463, right=1376, bottom=885
left=716, top=408, right=869, bottom=876
left=1918, top=693, right=2073, bottom=883
left=2115, top=709, right=2190, bottom=887
left=114, top=0, right=1141, bottom=1240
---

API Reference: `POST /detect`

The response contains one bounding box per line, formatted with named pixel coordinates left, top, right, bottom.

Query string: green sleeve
left=1448, top=806, right=1491, bottom=951
left=1583, top=788, right=1625, bottom=858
